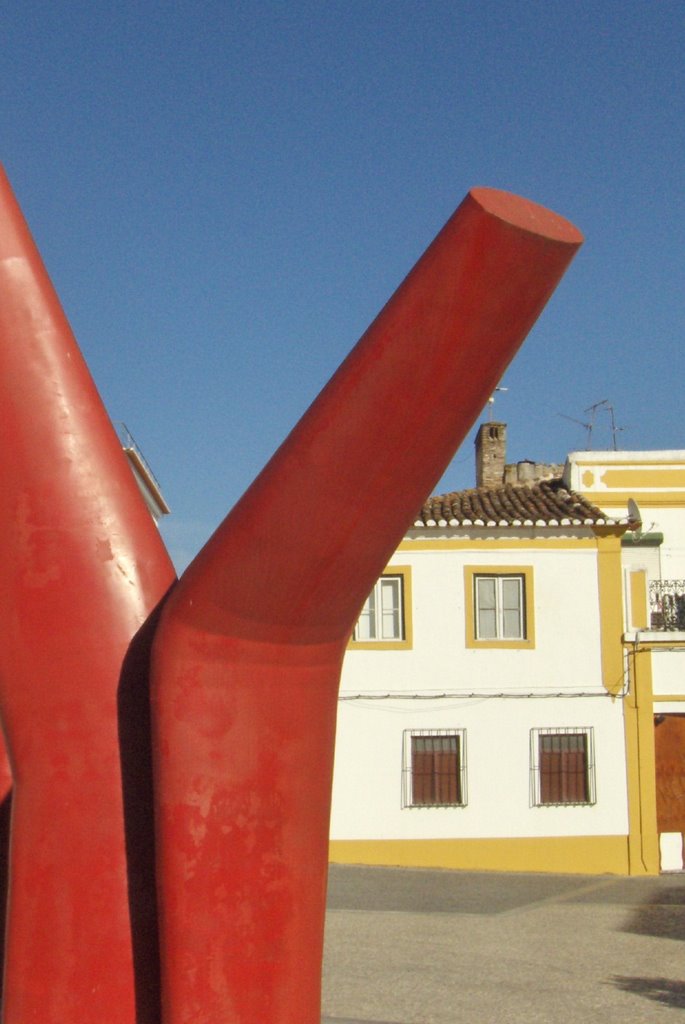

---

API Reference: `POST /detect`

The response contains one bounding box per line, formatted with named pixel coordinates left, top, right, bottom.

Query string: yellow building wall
left=330, top=835, right=630, bottom=875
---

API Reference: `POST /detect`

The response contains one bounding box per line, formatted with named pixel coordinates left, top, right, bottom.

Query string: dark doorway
left=654, top=714, right=685, bottom=840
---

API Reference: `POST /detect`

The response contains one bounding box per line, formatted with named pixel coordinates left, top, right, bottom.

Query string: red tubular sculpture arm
left=151, top=189, right=583, bottom=1023
left=0, top=751, right=12, bottom=1005
left=0, top=166, right=176, bottom=1023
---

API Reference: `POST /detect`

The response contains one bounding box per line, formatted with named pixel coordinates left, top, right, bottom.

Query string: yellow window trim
left=464, top=565, right=535, bottom=649
left=348, top=566, right=413, bottom=650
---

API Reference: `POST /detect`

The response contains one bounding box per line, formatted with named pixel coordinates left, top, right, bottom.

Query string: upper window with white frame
left=402, top=729, right=467, bottom=808
left=530, top=727, right=596, bottom=806
left=350, top=568, right=412, bottom=649
left=476, top=574, right=525, bottom=639
left=465, top=566, right=535, bottom=649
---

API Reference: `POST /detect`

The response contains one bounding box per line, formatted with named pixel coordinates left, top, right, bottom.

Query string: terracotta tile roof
left=414, top=478, right=619, bottom=528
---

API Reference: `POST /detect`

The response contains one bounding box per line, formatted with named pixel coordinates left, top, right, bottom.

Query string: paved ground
left=321, top=864, right=685, bottom=1023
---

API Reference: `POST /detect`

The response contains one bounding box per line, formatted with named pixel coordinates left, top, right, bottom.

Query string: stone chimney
left=475, top=422, right=506, bottom=488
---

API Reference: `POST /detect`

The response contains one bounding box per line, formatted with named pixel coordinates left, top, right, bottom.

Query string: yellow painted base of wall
left=329, top=835, right=636, bottom=875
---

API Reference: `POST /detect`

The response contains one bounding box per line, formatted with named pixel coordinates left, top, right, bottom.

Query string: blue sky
left=2, top=1, right=682, bottom=570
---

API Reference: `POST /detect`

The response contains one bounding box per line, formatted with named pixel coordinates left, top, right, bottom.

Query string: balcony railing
left=649, top=579, right=685, bottom=631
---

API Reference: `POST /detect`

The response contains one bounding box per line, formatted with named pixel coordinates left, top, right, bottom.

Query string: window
left=402, top=729, right=467, bottom=807
left=464, top=566, right=535, bottom=649
left=350, top=568, right=412, bottom=649
left=355, top=575, right=403, bottom=640
left=475, top=574, right=524, bottom=639
left=530, top=728, right=596, bottom=806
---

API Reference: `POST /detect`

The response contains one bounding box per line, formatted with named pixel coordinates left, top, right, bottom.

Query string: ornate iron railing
left=649, top=579, right=685, bottom=631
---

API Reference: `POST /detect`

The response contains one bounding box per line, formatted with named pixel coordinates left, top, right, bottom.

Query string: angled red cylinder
left=151, top=189, right=583, bottom=1023
left=0, top=761, right=12, bottom=1007
left=0, top=166, right=176, bottom=1022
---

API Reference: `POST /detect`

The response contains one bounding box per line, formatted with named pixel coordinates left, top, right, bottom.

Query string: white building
left=329, top=426, right=685, bottom=875
left=569, top=449, right=685, bottom=874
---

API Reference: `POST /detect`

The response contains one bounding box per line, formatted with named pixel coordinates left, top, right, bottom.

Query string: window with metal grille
left=353, top=574, right=404, bottom=642
left=402, top=730, right=467, bottom=807
left=530, top=728, right=595, bottom=806
left=474, top=574, right=525, bottom=640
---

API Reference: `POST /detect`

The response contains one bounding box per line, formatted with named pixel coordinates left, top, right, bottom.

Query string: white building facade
left=330, top=461, right=633, bottom=874
left=329, top=431, right=685, bottom=875
left=569, top=449, right=685, bottom=874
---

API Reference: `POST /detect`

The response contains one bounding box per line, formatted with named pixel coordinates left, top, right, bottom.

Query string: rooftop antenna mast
left=559, top=400, right=626, bottom=450
left=604, top=402, right=626, bottom=451
left=584, top=399, right=609, bottom=444
left=558, top=412, right=593, bottom=448
left=585, top=399, right=626, bottom=450
left=487, top=385, right=508, bottom=421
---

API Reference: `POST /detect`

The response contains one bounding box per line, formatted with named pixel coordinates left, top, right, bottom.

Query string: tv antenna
left=585, top=399, right=626, bottom=451
left=559, top=399, right=626, bottom=450
left=601, top=402, right=626, bottom=451
left=557, top=413, right=594, bottom=448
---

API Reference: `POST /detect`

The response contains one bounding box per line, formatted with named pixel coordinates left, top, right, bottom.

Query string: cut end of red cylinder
left=469, top=187, right=584, bottom=246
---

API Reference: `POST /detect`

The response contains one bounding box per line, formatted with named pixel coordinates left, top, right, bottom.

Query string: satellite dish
left=627, top=498, right=642, bottom=531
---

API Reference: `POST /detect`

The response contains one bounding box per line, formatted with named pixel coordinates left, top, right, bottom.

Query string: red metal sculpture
left=149, top=188, right=583, bottom=1023
left=0, top=166, right=176, bottom=1022
left=0, top=756, right=12, bottom=1006
left=0, top=168, right=582, bottom=1023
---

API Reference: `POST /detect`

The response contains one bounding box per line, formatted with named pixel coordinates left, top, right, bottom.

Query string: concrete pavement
left=322, top=864, right=685, bottom=1023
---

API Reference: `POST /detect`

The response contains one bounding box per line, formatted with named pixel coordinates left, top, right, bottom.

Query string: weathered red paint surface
left=0, top=761, right=13, bottom=1005
left=151, top=188, right=583, bottom=1023
left=0, top=166, right=176, bottom=1022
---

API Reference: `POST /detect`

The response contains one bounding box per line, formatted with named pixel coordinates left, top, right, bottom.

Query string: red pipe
left=0, top=166, right=176, bottom=1022
left=151, top=188, right=583, bottom=1023
left=0, top=764, right=12, bottom=1006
